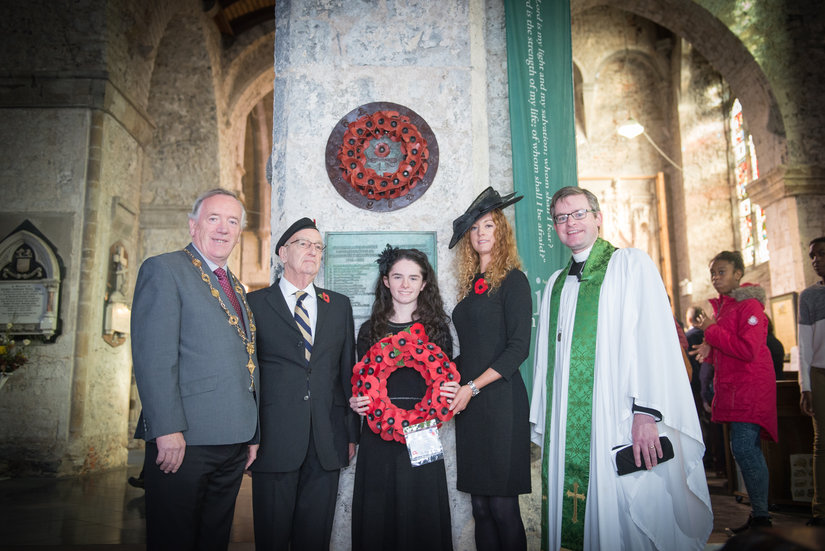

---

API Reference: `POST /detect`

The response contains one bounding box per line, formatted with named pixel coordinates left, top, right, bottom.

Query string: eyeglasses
left=553, top=209, right=597, bottom=224
left=288, top=238, right=325, bottom=252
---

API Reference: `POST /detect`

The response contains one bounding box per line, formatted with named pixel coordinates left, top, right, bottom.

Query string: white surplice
left=529, top=246, right=712, bottom=551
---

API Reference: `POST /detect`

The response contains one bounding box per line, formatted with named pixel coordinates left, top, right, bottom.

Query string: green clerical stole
left=541, top=238, right=616, bottom=551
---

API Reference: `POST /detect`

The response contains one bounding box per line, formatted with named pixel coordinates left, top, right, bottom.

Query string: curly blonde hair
left=455, top=208, right=523, bottom=300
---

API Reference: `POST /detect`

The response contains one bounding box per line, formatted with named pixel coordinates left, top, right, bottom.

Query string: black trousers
left=144, top=442, right=246, bottom=551
left=251, top=430, right=341, bottom=551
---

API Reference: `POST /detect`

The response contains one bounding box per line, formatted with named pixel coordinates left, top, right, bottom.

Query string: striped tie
left=294, top=290, right=312, bottom=363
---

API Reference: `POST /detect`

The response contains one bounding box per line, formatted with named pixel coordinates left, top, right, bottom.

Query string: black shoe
left=806, top=517, right=825, bottom=527
left=128, top=476, right=145, bottom=489
left=726, top=514, right=772, bottom=535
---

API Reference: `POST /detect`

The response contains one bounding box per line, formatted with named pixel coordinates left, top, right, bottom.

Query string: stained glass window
left=730, top=99, right=768, bottom=265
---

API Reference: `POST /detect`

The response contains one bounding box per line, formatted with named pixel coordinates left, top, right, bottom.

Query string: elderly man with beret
left=247, top=218, right=357, bottom=551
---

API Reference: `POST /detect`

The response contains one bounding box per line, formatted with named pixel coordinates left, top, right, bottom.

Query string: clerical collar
left=191, top=243, right=225, bottom=273
left=572, top=243, right=594, bottom=263
left=568, top=244, right=595, bottom=281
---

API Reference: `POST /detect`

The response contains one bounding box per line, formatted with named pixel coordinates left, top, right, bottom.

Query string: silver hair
left=189, top=188, right=247, bottom=229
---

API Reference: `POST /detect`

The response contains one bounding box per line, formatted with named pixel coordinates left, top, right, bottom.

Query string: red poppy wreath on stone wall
left=351, top=323, right=460, bottom=444
left=337, top=110, right=430, bottom=201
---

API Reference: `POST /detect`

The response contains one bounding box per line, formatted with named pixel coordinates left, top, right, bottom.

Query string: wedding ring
left=648, top=444, right=656, bottom=448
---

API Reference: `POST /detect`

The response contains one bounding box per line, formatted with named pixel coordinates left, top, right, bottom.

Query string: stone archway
left=140, top=11, right=222, bottom=260
left=576, top=0, right=786, bottom=172
left=220, top=34, right=276, bottom=290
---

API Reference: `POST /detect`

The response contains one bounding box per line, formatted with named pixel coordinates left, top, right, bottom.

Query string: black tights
left=471, top=494, right=527, bottom=551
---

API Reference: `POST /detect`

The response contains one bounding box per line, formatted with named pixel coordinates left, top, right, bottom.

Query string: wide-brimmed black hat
left=276, top=217, right=318, bottom=251
left=449, top=187, right=523, bottom=248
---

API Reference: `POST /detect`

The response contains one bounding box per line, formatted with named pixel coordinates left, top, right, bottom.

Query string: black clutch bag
left=614, top=436, right=674, bottom=476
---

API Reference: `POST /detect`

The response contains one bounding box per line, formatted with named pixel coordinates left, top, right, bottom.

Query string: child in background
left=690, top=250, right=778, bottom=534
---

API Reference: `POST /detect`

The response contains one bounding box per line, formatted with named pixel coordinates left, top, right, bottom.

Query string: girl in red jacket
left=691, top=250, right=778, bottom=534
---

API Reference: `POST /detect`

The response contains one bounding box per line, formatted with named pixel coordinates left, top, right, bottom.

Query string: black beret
left=276, top=217, right=318, bottom=252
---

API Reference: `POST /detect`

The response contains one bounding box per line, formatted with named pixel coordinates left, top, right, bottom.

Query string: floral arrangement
left=337, top=110, right=430, bottom=201
left=351, top=323, right=460, bottom=444
left=0, top=323, right=31, bottom=374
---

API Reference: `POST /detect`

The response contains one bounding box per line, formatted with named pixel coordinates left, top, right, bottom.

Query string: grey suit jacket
left=131, top=244, right=258, bottom=445
left=248, top=280, right=358, bottom=472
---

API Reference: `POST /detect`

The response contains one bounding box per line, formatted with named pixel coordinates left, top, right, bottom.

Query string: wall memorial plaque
left=325, top=102, right=439, bottom=212
left=324, top=232, right=437, bottom=327
left=0, top=221, right=63, bottom=338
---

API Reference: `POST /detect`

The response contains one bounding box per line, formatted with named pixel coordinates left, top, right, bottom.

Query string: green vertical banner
left=504, top=0, right=577, bottom=397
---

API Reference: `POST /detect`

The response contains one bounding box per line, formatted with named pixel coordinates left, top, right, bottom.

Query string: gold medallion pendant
left=184, top=248, right=257, bottom=387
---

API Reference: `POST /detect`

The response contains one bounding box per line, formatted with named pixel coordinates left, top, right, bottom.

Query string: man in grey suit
left=131, top=188, right=259, bottom=550
left=247, top=217, right=358, bottom=551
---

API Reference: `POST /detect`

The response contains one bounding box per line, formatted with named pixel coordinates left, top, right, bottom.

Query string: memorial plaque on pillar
left=0, top=222, right=63, bottom=339
left=323, top=232, right=437, bottom=327
left=325, top=102, right=439, bottom=212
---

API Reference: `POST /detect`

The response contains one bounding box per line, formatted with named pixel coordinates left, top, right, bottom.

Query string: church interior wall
left=0, top=104, right=144, bottom=475
left=0, top=107, right=88, bottom=474
left=572, top=8, right=684, bottom=304
left=481, top=0, right=514, bottom=194
left=675, top=40, right=738, bottom=313
left=798, top=196, right=825, bottom=283
left=140, top=13, right=221, bottom=213
left=103, top=0, right=183, bottom=109
left=0, top=0, right=107, bottom=77
left=0, top=212, right=78, bottom=476
left=695, top=0, right=825, bottom=167
left=599, top=0, right=788, bottom=171
left=69, top=114, right=144, bottom=473
left=765, top=194, right=825, bottom=296
left=238, top=97, right=274, bottom=292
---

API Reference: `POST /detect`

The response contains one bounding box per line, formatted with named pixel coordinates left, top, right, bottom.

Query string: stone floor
left=0, top=455, right=821, bottom=550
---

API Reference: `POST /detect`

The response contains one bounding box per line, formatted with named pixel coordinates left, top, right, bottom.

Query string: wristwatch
left=467, top=379, right=480, bottom=397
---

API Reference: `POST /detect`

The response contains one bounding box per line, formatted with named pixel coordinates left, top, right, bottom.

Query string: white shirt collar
left=279, top=277, right=315, bottom=299
left=191, top=243, right=225, bottom=273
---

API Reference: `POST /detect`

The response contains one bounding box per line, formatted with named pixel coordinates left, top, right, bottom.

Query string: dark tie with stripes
left=294, top=290, right=312, bottom=363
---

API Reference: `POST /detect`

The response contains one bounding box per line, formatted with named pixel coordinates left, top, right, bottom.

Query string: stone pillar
left=747, top=164, right=825, bottom=295
left=69, top=109, right=104, bottom=437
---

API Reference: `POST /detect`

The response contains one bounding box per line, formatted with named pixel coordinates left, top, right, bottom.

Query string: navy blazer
left=131, top=244, right=259, bottom=445
left=248, top=280, right=358, bottom=472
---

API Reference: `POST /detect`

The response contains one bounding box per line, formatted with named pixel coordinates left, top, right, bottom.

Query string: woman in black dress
left=448, top=187, right=532, bottom=551
left=349, top=246, right=460, bottom=551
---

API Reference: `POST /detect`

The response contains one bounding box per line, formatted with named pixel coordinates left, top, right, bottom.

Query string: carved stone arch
left=222, top=62, right=275, bottom=192
left=592, top=48, right=669, bottom=148
left=140, top=8, right=222, bottom=260
left=113, top=0, right=198, bottom=110
left=591, top=50, right=668, bottom=168
left=222, top=53, right=275, bottom=290
left=594, top=48, right=666, bottom=85
left=574, top=0, right=786, bottom=172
